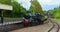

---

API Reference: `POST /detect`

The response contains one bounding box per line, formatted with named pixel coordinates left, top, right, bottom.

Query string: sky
left=17, top=0, right=60, bottom=11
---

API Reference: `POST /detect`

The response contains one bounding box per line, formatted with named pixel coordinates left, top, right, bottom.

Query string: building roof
left=0, top=4, right=12, bottom=10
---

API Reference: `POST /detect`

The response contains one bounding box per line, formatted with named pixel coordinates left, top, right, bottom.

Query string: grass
left=52, top=18, right=60, bottom=21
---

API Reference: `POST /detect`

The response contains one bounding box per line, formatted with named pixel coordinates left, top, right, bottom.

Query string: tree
left=29, top=5, right=34, bottom=13
left=53, top=7, right=60, bottom=18
left=0, top=0, right=27, bottom=18
left=48, top=7, right=60, bottom=18
left=12, top=1, right=27, bottom=17
left=0, top=0, right=12, bottom=5
left=30, top=0, right=43, bottom=13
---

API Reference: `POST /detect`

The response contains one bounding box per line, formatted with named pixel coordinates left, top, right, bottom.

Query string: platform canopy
left=0, top=4, right=12, bottom=10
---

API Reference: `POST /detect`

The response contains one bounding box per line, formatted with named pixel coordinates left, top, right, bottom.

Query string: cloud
left=38, top=0, right=60, bottom=5
left=18, top=0, right=31, bottom=10
left=17, top=0, right=60, bottom=10
left=38, top=0, right=60, bottom=10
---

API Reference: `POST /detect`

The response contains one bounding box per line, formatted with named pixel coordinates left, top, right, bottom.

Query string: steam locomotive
left=21, top=13, right=47, bottom=26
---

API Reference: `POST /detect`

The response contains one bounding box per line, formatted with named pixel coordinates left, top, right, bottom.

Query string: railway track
left=0, top=18, right=60, bottom=32
left=47, top=19, right=60, bottom=32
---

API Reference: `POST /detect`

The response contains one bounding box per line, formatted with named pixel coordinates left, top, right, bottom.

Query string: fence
left=0, top=18, right=23, bottom=25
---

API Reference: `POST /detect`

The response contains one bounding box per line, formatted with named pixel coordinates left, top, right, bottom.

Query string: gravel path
left=8, top=19, right=60, bottom=32
left=9, top=21, right=53, bottom=32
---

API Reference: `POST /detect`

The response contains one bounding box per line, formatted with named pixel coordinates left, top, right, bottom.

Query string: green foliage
left=29, top=5, right=34, bottom=13
left=53, top=7, right=60, bottom=18
left=30, top=0, right=43, bottom=13
left=12, top=1, right=27, bottom=18
left=0, top=0, right=44, bottom=18
left=0, top=0, right=12, bottom=5
left=0, top=0, right=27, bottom=18
left=46, top=7, right=60, bottom=19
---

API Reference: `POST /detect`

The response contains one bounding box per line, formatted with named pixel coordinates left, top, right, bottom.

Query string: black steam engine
left=21, top=13, right=47, bottom=26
